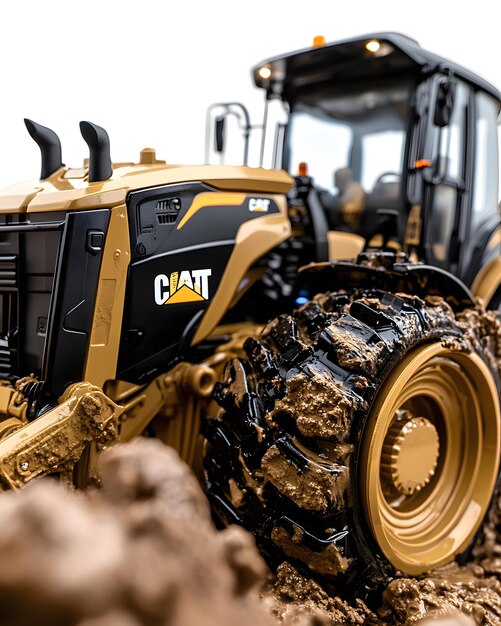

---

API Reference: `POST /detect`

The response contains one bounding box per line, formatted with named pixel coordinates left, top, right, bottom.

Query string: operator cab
left=252, top=33, right=501, bottom=286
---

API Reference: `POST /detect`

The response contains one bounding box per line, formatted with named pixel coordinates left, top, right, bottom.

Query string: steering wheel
left=373, top=171, right=400, bottom=186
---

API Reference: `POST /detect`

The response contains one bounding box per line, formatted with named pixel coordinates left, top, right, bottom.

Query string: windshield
left=287, top=81, right=412, bottom=235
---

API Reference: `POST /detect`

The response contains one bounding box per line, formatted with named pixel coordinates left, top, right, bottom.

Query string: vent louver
left=0, top=254, right=18, bottom=378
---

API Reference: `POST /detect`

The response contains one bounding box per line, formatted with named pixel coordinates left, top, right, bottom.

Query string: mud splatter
left=419, top=296, right=501, bottom=383
left=269, top=371, right=365, bottom=441
left=261, top=444, right=349, bottom=513
left=229, top=478, right=245, bottom=508
left=455, top=304, right=501, bottom=377
left=324, top=318, right=387, bottom=375
left=271, top=528, right=351, bottom=577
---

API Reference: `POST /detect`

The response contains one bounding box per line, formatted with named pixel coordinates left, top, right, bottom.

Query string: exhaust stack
left=24, top=119, right=63, bottom=180
left=79, top=121, right=112, bottom=183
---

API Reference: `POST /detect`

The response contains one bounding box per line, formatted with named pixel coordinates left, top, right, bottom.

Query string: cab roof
left=253, top=32, right=501, bottom=104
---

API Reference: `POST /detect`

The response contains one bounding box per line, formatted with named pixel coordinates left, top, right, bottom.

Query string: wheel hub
left=360, top=343, right=501, bottom=575
left=381, top=412, right=440, bottom=496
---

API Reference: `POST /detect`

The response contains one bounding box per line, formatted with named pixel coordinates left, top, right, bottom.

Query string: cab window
left=471, top=92, right=499, bottom=232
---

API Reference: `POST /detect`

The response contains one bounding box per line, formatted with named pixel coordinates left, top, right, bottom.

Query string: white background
left=0, top=0, right=498, bottom=188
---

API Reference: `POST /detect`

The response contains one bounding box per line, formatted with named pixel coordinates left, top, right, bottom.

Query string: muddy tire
left=203, top=289, right=501, bottom=600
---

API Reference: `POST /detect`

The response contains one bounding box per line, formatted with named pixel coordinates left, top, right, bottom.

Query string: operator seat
left=363, top=172, right=401, bottom=239
left=333, top=167, right=366, bottom=231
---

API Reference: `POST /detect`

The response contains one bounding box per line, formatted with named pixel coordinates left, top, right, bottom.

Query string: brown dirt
left=269, top=555, right=501, bottom=626
left=0, top=439, right=272, bottom=626
left=270, top=528, right=351, bottom=577
left=268, top=371, right=365, bottom=441
left=381, top=564, right=501, bottom=625
left=268, top=561, right=379, bottom=625
left=261, top=444, right=350, bottom=513
left=323, top=318, right=386, bottom=376
left=0, top=439, right=499, bottom=626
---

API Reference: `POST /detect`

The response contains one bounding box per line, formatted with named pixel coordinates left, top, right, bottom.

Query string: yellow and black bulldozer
left=0, top=33, right=500, bottom=598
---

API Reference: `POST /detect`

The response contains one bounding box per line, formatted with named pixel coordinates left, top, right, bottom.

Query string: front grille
left=0, top=214, right=64, bottom=381
left=0, top=255, right=17, bottom=288
left=0, top=254, right=18, bottom=378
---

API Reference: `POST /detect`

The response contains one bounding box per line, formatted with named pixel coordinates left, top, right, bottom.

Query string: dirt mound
left=0, top=439, right=272, bottom=626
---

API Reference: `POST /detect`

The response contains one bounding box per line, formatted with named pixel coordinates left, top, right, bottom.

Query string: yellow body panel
left=471, top=256, right=501, bottom=305
left=84, top=204, right=131, bottom=389
left=0, top=162, right=293, bottom=214
left=327, top=230, right=365, bottom=260
left=471, top=227, right=501, bottom=306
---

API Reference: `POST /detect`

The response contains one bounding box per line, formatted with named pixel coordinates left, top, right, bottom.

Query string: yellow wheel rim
left=360, top=342, right=501, bottom=575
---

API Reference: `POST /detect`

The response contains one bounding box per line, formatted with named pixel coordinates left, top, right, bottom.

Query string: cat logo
left=154, top=269, right=212, bottom=305
left=248, top=198, right=270, bottom=213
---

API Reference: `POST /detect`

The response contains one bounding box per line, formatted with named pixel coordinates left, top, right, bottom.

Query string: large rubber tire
left=203, top=288, right=501, bottom=601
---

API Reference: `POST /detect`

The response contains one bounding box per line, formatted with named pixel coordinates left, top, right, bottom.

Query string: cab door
left=423, top=78, right=472, bottom=275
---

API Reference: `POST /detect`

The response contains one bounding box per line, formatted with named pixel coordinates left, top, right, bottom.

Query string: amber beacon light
left=313, top=35, right=326, bottom=47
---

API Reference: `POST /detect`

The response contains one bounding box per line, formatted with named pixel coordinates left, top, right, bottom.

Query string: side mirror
left=434, top=79, right=456, bottom=127
left=215, top=116, right=225, bottom=153
left=205, top=102, right=251, bottom=165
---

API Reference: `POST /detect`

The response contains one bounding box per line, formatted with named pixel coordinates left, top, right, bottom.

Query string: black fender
left=300, top=252, right=475, bottom=311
